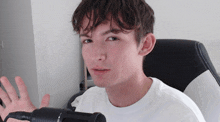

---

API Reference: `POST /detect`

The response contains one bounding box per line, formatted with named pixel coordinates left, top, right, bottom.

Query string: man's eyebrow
left=79, top=29, right=122, bottom=37
left=102, top=29, right=122, bottom=35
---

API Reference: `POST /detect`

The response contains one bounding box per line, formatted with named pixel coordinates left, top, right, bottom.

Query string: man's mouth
left=94, top=69, right=109, bottom=71
left=92, top=68, right=110, bottom=75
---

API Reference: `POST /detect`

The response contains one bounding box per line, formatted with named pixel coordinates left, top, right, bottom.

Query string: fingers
left=0, top=88, right=11, bottom=107
left=0, top=104, right=4, bottom=112
left=1, top=76, right=50, bottom=110
left=0, top=76, right=19, bottom=102
left=15, top=76, right=30, bottom=101
left=40, top=94, right=50, bottom=108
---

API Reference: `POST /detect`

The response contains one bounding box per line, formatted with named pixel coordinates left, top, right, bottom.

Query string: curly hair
left=72, top=0, right=155, bottom=44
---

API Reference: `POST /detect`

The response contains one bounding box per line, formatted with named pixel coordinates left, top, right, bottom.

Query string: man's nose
left=97, top=54, right=106, bottom=61
left=93, top=43, right=107, bottom=61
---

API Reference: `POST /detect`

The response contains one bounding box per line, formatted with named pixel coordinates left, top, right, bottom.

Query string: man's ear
left=138, top=33, right=156, bottom=56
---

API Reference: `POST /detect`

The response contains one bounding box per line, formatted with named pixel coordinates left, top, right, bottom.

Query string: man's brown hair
left=72, top=0, right=155, bottom=44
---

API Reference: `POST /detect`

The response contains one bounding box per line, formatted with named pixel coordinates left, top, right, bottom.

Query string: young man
left=0, top=0, right=205, bottom=122
left=71, top=0, right=206, bottom=121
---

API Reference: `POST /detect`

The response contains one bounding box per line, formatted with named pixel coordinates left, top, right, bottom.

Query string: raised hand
left=0, top=76, right=50, bottom=122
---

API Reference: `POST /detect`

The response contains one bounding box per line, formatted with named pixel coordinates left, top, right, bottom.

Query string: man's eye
left=83, top=39, right=92, bottom=44
left=108, top=37, right=119, bottom=41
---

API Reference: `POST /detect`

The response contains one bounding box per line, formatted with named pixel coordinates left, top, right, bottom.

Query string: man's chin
left=93, top=81, right=106, bottom=88
left=93, top=80, right=110, bottom=88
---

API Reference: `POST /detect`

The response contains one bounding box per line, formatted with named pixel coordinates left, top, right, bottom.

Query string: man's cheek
left=82, top=53, right=90, bottom=66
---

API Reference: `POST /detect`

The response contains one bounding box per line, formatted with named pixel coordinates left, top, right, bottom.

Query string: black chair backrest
left=143, top=39, right=220, bottom=92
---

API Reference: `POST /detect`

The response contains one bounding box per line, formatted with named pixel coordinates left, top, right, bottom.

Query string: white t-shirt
left=71, top=78, right=206, bottom=122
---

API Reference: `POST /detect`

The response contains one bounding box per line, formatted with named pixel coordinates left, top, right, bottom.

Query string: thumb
left=40, top=94, right=50, bottom=108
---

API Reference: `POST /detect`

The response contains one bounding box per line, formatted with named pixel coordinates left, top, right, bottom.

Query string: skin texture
left=0, top=76, right=50, bottom=122
left=80, top=17, right=156, bottom=107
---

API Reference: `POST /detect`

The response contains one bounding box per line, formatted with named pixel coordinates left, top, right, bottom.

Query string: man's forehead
left=79, top=17, right=121, bottom=34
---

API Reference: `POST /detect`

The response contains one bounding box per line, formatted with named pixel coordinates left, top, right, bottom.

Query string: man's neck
left=105, top=73, right=153, bottom=107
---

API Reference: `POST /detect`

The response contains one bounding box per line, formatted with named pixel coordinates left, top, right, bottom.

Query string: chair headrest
left=143, top=39, right=220, bottom=91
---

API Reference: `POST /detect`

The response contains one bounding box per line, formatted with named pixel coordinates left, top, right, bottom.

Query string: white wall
left=0, top=37, right=2, bottom=77
left=146, top=0, right=220, bottom=74
left=31, top=0, right=83, bottom=108
left=0, top=0, right=83, bottom=108
left=0, top=0, right=39, bottom=106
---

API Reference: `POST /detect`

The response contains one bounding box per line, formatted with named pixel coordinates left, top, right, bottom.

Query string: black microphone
left=4, top=107, right=106, bottom=122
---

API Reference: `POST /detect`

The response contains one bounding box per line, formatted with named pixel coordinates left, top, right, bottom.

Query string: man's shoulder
left=153, top=78, right=198, bottom=108
left=150, top=78, right=205, bottom=122
left=152, top=77, right=194, bottom=102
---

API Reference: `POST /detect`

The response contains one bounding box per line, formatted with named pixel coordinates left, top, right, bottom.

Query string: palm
left=0, top=76, right=50, bottom=122
left=1, top=100, right=36, bottom=122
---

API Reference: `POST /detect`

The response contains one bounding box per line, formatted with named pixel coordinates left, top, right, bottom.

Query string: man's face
left=80, top=17, right=144, bottom=88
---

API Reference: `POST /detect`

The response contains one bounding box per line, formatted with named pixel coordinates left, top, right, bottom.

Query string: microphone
left=4, top=107, right=106, bottom=122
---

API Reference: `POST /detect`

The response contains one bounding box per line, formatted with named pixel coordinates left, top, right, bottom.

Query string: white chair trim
left=184, top=70, right=220, bottom=122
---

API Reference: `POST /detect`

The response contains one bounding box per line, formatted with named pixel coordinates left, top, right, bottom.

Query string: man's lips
left=93, top=69, right=110, bottom=71
left=92, top=68, right=110, bottom=75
